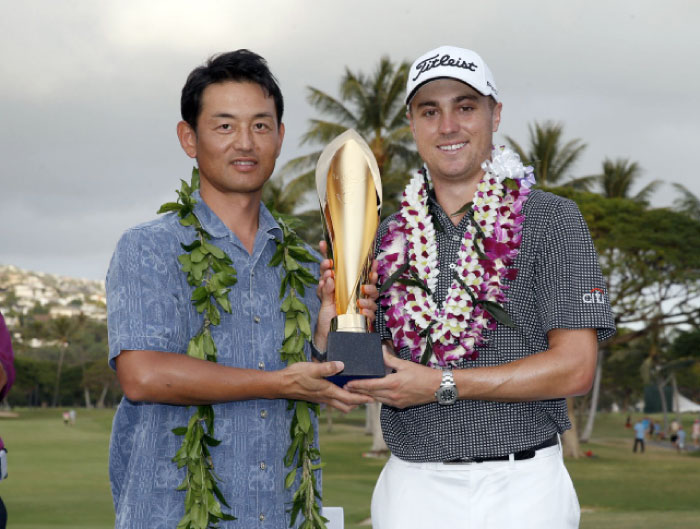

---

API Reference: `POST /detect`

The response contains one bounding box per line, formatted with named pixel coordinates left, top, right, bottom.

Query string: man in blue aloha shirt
left=106, top=50, right=373, bottom=528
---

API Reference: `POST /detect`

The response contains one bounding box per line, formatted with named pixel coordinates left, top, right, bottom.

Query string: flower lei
left=158, top=168, right=326, bottom=529
left=377, top=146, right=535, bottom=367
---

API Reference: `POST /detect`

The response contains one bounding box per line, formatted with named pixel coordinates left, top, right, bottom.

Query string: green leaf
left=284, top=252, right=300, bottom=271
left=158, top=202, right=182, bottom=214
left=191, top=286, right=208, bottom=302
left=203, top=241, right=225, bottom=259
left=419, top=336, right=433, bottom=365
left=451, top=201, right=473, bottom=217
left=181, top=240, right=202, bottom=252
left=284, top=317, right=297, bottom=339
left=296, top=312, right=311, bottom=337
left=287, top=245, right=316, bottom=263
left=378, top=261, right=410, bottom=295
left=209, top=302, right=221, bottom=326
left=172, top=426, right=188, bottom=436
left=295, top=402, right=311, bottom=433
left=395, top=277, right=431, bottom=295
left=478, top=300, right=517, bottom=328
left=285, top=468, right=297, bottom=489
left=503, top=177, right=519, bottom=191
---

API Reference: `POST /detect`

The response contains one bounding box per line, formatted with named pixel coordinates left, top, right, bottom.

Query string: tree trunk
left=97, top=384, right=109, bottom=409
left=84, top=386, right=92, bottom=408
left=658, top=377, right=670, bottom=432
left=671, top=374, right=679, bottom=415
left=368, top=402, right=388, bottom=454
left=52, top=346, right=67, bottom=407
left=580, top=349, right=605, bottom=442
left=326, top=406, right=333, bottom=433
left=562, top=397, right=581, bottom=459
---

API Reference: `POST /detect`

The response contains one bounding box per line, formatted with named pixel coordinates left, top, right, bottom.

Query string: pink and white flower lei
left=377, top=146, right=534, bottom=367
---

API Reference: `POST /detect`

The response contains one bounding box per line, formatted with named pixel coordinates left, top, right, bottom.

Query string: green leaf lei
left=158, top=168, right=326, bottom=529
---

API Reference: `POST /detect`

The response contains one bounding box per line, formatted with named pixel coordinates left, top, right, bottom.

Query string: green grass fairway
left=0, top=408, right=115, bottom=528
left=0, top=408, right=698, bottom=528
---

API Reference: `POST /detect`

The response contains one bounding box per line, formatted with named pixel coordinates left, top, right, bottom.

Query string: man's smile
left=438, top=141, right=467, bottom=152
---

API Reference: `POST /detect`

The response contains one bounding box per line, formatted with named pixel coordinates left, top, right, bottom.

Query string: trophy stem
left=331, top=314, right=367, bottom=333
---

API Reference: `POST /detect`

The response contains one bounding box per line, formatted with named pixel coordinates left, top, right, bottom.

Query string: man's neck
left=431, top=171, right=483, bottom=226
left=200, top=186, right=262, bottom=254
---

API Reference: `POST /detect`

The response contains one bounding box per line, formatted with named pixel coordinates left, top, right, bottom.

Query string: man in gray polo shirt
left=347, top=46, right=615, bottom=528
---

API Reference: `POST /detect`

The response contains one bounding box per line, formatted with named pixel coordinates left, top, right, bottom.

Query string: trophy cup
left=316, top=129, right=384, bottom=386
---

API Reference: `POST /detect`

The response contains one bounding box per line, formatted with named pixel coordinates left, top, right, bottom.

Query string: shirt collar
left=192, top=190, right=283, bottom=241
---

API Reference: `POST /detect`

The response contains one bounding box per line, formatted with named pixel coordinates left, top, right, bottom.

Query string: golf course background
left=0, top=408, right=698, bottom=528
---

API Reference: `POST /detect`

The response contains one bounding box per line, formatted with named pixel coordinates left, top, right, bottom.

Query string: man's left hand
left=345, top=349, right=442, bottom=409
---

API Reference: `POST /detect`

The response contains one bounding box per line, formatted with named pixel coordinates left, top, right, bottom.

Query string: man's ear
left=492, top=102, right=503, bottom=133
left=275, top=122, right=285, bottom=158
left=177, top=121, right=197, bottom=159
left=407, top=109, right=417, bottom=140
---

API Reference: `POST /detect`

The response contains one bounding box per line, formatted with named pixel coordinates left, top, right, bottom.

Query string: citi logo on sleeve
left=582, top=288, right=606, bottom=304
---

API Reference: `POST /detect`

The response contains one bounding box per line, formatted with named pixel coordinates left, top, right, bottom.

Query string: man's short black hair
left=181, top=49, right=284, bottom=131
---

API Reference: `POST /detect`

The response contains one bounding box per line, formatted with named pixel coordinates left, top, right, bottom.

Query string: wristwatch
left=435, top=368, right=458, bottom=405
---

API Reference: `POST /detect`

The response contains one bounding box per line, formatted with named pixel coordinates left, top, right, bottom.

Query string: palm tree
left=672, top=183, right=700, bottom=221
left=271, top=56, right=420, bottom=229
left=49, top=315, right=84, bottom=407
left=505, top=121, right=587, bottom=187
left=595, top=158, right=661, bottom=203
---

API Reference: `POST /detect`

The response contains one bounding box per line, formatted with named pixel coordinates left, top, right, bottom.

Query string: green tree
left=505, top=121, right=587, bottom=186
left=594, top=157, right=662, bottom=203
left=268, top=56, right=420, bottom=244
left=551, top=187, right=700, bottom=440
left=47, top=315, right=85, bottom=407
left=672, top=183, right=700, bottom=221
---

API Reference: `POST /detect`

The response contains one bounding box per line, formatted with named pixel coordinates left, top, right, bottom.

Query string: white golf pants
left=371, top=443, right=580, bottom=529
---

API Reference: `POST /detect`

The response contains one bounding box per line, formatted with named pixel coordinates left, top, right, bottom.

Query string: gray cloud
left=1, top=0, right=698, bottom=279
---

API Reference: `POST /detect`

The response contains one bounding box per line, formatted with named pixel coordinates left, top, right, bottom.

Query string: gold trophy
left=316, top=129, right=384, bottom=385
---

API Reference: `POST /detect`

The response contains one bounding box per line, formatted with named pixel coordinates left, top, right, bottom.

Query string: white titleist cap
left=405, top=45, right=499, bottom=105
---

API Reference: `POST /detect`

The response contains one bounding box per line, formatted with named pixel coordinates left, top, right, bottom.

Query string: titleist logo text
left=413, top=53, right=478, bottom=81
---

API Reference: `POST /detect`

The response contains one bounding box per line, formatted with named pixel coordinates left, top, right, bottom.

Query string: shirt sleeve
left=533, top=198, right=616, bottom=342
left=0, top=313, right=16, bottom=400
left=106, top=226, right=191, bottom=369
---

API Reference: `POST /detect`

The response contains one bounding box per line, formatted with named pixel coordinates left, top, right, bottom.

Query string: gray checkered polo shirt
left=375, top=188, right=616, bottom=461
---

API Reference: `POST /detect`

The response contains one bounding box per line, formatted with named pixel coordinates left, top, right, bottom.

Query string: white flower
left=483, top=147, right=526, bottom=183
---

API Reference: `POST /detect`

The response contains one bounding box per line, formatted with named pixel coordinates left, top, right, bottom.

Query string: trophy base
left=326, top=331, right=384, bottom=386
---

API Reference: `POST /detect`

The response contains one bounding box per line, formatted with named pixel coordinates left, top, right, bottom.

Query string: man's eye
left=220, top=124, right=231, bottom=130
left=254, top=123, right=269, bottom=131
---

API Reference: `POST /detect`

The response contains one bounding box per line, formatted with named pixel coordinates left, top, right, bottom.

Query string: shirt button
left=259, top=513, right=265, bottom=521
left=260, top=409, right=268, bottom=418
left=452, top=235, right=460, bottom=242
left=258, top=361, right=265, bottom=370
left=260, top=461, right=266, bottom=470
left=448, top=263, right=456, bottom=269
left=253, top=315, right=261, bottom=323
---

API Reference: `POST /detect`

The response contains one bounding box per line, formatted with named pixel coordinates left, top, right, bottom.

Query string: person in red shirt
left=0, top=311, right=16, bottom=529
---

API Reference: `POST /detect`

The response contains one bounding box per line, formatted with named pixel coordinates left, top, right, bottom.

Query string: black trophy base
left=326, top=331, right=384, bottom=386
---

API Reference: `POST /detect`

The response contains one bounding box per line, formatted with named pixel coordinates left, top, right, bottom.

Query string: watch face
left=438, top=387, right=456, bottom=404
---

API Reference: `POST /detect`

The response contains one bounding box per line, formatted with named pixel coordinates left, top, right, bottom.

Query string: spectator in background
left=0, top=312, right=17, bottom=529
left=633, top=419, right=646, bottom=453
left=692, top=418, right=700, bottom=448
left=676, top=425, right=686, bottom=452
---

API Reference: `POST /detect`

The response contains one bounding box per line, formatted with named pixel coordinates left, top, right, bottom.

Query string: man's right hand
left=277, top=361, right=373, bottom=413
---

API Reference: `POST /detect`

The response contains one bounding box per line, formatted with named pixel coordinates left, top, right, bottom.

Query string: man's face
left=408, top=79, right=501, bottom=185
left=178, top=81, right=284, bottom=197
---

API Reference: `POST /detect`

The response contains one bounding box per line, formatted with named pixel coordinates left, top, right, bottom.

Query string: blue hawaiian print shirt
left=106, top=192, right=320, bottom=528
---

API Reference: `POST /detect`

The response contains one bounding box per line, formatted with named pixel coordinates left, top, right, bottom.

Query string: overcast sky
left=1, top=0, right=698, bottom=281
